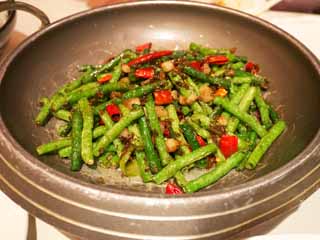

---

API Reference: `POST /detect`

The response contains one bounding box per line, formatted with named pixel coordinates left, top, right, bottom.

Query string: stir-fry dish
left=35, top=42, right=286, bottom=194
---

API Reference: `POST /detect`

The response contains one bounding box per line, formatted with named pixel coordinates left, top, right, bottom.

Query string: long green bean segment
left=79, top=98, right=94, bottom=165
left=245, top=121, right=286, bottom=170
left=93, top=109, right=144, bottom=156
left=71, top=110, right=83, bottom=171
left=184, top=152, right=246, bottom=193
left=154, top=144, right=217, bottom=184
left=35, top=42, right=286, bottom=193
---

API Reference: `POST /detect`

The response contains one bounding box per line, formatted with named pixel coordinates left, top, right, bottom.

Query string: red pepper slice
left=97, top=74, right=112, bottom=84
left=196, top=135, right=206, bottom=147
left=135, top=67, right=155, bottom=79
left=106, top=104, right=121, bottom=122
left=128, top=50, right=173, bottom=66
left=245, top=61, right=260, bottom=74
left=163, top=128, right=171, bottom=138
left=189, top=61, right=202, bottom=71
left=154, top=90, right=173, bottom=105
left=165, top=183, right=183, bottom=194
left=219, top=135, right=238, bottom=158
left=136, top=42, right=152, bottom=53
left=206, top=55, right=229, bottom=65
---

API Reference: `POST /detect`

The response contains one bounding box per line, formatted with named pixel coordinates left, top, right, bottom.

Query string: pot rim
left=0, top=0, right=319, bottom=201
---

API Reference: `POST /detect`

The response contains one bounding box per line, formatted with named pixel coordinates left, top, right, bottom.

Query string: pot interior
left=1, top=2, right=320, bottom=193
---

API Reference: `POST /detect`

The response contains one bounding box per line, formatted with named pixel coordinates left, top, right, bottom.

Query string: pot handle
left=0, top=1, right=50, bottom=29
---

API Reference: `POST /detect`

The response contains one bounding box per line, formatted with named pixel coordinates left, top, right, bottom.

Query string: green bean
left=118, top=103, right=130, bottom=115
left=58, top=146, right=71, bottom=158
left=180, top=124, right=200, bottom=150
left=183, top=66, right=230, bottom=88
left=93, top=109, right=144, bottom=156
left=191, top=113, right=211, bottom=129
left=69, top=82, right=128, bottom=105
left=145, top=95, right=173, bottom=166
left=186, top=77, right=200, bottom=95
left=184, top=152, right=245, bottom=193
left=97, top=55, right=121, bottom=74
left=245, top=121, right=286, bottom=170
left=79, top=98, right=94, bottom=165
left=126, top=160, right=140, bottom=177
left=199, top=102, right=213, bottom=116
left=269, top=105, right=280, bottom=123
left=119, top=145, right=135, bottom=176
left=70, top=82, right=100, bottom=94
left=255, top=88, right=272, bottom=129
left=191, top=102, right=203, bottom=114
left=187, top=119, right=211, bottom=140
left=99, top=110, right=114, bottom=129
left=135, top=151, right=153, bottom=182
left=226, top=87, right=258, bottom=133
left=138, top=117, right=162, bottom=173
left=166, top=104, right=190, bottom=155
left=36, top=138, right=71, bottom=155
left=35, top=98, right=51, bottom=126
left=175, top=171, right=188, bottom=187
left=189, top=42, right=230, bottom=55
left=93, top=125, right=107, bottom=139
left=53, top=109, right=72, bottom=122
left=128, top=124, right=143, bottom=148
left=181, top=106, right=191, bottom=116
left=214, top=97, right=267, bottom=138
left=153, top=144, right=217, bottom=184
left=70, top=110, right=83, bottom=170
left=122, top=82, right=159, bottom=99
left=57, top=122, right=72, bottom=137
left=109, top=62, right=122, bottom=83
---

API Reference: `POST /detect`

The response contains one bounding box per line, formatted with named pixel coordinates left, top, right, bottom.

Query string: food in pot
left=35, top=42, right=286, bottom=193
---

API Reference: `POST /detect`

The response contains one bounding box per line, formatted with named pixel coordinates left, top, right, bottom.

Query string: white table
left=0, top=1, right=319, bottom=239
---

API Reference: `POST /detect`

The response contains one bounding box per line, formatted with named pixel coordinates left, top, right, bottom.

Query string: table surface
left=0, top=1, right=319, bottom=239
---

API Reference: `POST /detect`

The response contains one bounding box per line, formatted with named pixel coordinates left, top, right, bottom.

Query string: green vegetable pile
left=35, top=42, right=286, bottom=194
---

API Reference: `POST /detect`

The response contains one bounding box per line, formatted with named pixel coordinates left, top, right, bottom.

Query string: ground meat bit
left=155, top=106, right=169, bottom=119
left=199, top=85, right=215, bottom=102
left=209, top=123, right=226, bottom=136
left=110, top=91, right=122, bottom=99
left=206, top=155, right=216, bottom=169
left=123, top=98, right=141, bottom=110
left=165, top=138, right=180, bottom=153
left=225, top=69, right=235, bottom=77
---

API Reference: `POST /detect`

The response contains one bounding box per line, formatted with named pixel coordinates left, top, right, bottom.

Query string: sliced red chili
left=245, top=61, right=260, bottom=74
left=219, top=135, right=238, bottom=158
left=163, top=128, right=171, bottom=138
left=154, top=90, right=173, bottom=105
left=97, top=74, right=112, bottom=84
left=189, top=61, right=202, bottom=71
left=135, top=67, right=155, bottom=79
left=106, top=104, right=121, bottom=122
left=196, top=135, right=206, bottom=147
left=136, top=42, right=152, bottom=53
left=206, top=55, right=229, bottom=65
left=128, top=50, right=173, bottom=66
left=165, top=183, right=183, bottom=194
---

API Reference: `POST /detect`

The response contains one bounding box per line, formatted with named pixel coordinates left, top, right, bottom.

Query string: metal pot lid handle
left=0, top=1, right=50, bottom=29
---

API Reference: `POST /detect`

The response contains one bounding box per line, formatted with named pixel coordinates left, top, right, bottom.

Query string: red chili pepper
left=154, top=90, right=173, bottom=105
left=206, top=55, right=229, bottom=65
left=189, top=61, right=202, bottom=71
left=106, top=104, right=121, bottom=122
left=128, top=50, right=173, bottom=66
left=97, top=74, right=112, bottom=84
left=196, top=135, right=206, bottom=147
left=165, top=183, right=183, bottom=194
left=163, top=128, right=171, bottom=138
left=136, top=42, right=152, bottom=53
left=135, top=67, right=155, bottom=79
left=245, top=61, right=260, bottom=74
left=219, top=135, right=238, bottom=158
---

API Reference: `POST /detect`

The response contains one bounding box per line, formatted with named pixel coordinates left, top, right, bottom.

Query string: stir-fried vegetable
left=35, top=42, right=286, bottom=193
